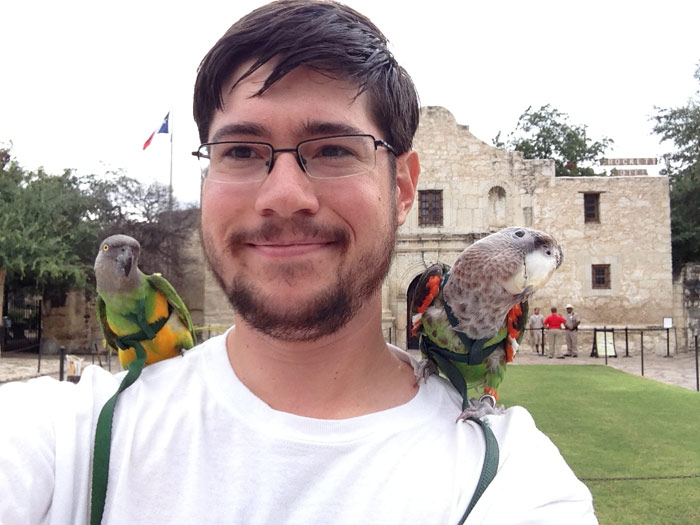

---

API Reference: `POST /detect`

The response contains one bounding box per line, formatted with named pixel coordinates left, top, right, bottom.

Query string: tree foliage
left=0, top=149, right=196, bottom=302
left=494, top=104, right=614, bottom=177
left=653, top=64, right=700, bottom=269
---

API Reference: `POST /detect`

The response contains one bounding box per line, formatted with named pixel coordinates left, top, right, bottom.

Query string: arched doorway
left=405, top=274, right=423, bottom=350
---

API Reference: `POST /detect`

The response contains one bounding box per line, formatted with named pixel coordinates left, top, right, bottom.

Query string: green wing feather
left=146, top=273, right=197, bottom=344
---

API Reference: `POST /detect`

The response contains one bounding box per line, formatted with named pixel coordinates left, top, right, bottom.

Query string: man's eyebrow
left=209, top=123, right=268, bottom=143
left=301, top=121, right=366, bottom=137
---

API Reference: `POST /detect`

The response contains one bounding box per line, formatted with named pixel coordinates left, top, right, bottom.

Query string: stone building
left=383, top=106, right=676, bottom=354
left=38, top=106, right=686, bottom=357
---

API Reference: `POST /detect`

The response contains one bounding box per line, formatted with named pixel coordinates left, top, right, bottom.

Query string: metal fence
left=523, top=327, right=700, bottom=391
left=1, top=297, right=41, bottom=352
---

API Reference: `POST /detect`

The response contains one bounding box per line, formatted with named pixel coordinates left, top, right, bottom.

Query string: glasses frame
left=192, top=134, right=396, bottom=183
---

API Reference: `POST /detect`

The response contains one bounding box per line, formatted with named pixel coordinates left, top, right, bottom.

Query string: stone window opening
left=584, top=193, right=600, bottom=223
left=488, top=186, right=507, bottom=228
left=418, top=190, right=443, bottom=227
left=592, top=264, right=611, bottom=289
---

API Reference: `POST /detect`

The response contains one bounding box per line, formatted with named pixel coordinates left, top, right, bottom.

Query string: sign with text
left=611, top=169, right=649, bottom=176
left=594, top=329, right=617, bottom=357
left=601, top=158, right=658, bottom=166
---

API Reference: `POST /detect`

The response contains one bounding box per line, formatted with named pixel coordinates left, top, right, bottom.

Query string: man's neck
left=225, top=301, right=418, bottom=419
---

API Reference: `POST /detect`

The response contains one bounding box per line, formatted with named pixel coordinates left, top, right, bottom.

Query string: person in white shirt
left=0, top=2, right=597, bottom=523
left=528, top=306, right=545, bottom=354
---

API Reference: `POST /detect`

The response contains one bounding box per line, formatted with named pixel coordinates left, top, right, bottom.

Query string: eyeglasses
left=192, top=134, right=396, bottom=183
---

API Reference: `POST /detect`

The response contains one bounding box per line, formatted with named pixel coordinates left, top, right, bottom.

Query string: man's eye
left=224, top=146, right=257, bottom=159
left=316, top=145, right=354, bottom=158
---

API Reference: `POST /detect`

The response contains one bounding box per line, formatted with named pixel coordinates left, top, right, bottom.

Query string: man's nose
left=253, top=150, right=320, bottom=217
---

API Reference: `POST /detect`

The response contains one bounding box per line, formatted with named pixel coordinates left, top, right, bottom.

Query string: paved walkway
left=2, top=348, right=699, bottom=392
left=512, top=348, right=700, bottom=392
left=0, top=352, right=120, bottom=384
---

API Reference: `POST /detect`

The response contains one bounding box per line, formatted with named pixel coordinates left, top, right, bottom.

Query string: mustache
left=226, top=217, right=351, bottom=247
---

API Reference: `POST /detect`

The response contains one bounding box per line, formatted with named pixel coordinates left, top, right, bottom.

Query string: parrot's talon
left=456, top=396, right=505, bottom=422
left=414, top=359, right=438, bottom=385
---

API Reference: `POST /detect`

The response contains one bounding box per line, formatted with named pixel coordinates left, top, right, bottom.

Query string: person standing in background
left=564, top=304, right=581, bottom=357
left=528, top=307, right=545, bottom=354
left=544, top=307, right=567, bottom=359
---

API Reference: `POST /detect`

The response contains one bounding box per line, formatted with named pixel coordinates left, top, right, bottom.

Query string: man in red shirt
left=544, top=307, right=567, bottom=359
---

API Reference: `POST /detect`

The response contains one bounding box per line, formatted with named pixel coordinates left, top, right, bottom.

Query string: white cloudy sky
left=2, top=0, right=698, bottom=205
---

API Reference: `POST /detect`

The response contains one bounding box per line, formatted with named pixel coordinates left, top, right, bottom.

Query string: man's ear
left=394, top=150, right=420, bottom=226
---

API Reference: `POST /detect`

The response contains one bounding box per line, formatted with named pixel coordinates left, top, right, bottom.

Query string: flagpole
left=168, top=108, right=174, bottom=213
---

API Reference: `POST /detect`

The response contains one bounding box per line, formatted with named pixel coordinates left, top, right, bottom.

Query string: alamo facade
left=34, top=106, right=698, bottom=357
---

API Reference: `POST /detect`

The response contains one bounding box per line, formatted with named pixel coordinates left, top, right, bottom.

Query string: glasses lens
left=202, top=142, right=272, bottom=183
left=299, top=136, right=375, bottom=179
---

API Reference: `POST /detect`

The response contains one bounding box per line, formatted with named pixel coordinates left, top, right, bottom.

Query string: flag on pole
left=143, top=112, right=170, bottom=150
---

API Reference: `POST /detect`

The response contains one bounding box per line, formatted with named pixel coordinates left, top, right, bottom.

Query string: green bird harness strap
left=90, top=311, right=169, bottom=525
left=459, top=417, right=499, bottom=523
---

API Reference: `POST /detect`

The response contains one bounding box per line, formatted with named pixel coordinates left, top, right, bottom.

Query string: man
left=528, top=306, right=545, bottom=354
left=564, top=304, right=581, bottom=357
left=544, top=306, right=567, bottom=359
left=0, top=2, right=596, bottom=523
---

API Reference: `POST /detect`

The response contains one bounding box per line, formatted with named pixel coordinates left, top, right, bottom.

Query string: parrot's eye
left=515, top=230, right=525, bottom=238
left=102, top=245, right=109, bottom=252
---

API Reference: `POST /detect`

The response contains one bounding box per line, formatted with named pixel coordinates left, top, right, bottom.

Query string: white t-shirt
left=0, top=333, right=596, bottom=524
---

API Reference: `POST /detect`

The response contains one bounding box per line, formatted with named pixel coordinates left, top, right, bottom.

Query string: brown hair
left=193, top=0, right=419, bottom=154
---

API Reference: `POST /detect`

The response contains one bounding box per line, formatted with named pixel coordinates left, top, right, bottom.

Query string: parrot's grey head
left=94, top=234, right=143, bottom=292
left=483, top=226, right=563, bottom=298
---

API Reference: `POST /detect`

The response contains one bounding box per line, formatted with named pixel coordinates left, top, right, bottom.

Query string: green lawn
left=497, top=365, right=700, bottom=525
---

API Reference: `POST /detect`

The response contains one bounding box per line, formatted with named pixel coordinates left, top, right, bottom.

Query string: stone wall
left=41, top=290, right=103, bottom=354
left=674, top=263, right=700, bottom=351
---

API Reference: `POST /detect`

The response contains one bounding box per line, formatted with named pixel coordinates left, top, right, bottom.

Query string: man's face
left=534, top=308, right=540, bottom=315
left=200, top=62, right=417, bottom=342
left=566, top=308, right=573, bottom=313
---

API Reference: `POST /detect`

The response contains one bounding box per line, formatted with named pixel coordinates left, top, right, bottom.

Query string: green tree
left=494, top=105, right=614, bottom=177
left=0, top=151, right=195, bottom=304
left=0, top=154, right=103, bottom=299
left=653, top=64, right=700, bottom=269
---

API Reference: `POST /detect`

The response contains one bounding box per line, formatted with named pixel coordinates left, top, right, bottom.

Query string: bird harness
left=90, top=301, right=170, bottom=525
left=419, top=270, right=506, bottom=410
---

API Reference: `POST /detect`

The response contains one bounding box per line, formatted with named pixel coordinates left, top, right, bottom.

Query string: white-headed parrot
left=410, top=227, right=563, bottom=420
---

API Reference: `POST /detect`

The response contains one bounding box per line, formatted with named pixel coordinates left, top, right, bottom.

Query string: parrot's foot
left=415, top=359, right=438, bottom=384
left=456, top=395, right=504, bottom=422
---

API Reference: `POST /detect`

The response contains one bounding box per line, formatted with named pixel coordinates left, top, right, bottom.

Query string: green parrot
left=410, top=227, right=563, bottom=420
left=94, top=234, right=196, bottom=369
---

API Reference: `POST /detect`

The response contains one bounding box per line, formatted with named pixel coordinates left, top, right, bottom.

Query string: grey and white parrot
left=409, top=227, right=563, bottom=420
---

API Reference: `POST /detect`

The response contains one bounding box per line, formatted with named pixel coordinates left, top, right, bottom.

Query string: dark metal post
left=59, top=345, right=66, bottom=381
left=695, top=335, right=698, bottom=392
left=664, top=327, right=672, bottom=357
left=604, top=327, right=608, bottom=366
left=37, top=300, right=42, bottom=350
left=640, top=331, right=645, bottom=377
left=540, top=327, right=545, bottom=355
left=37, top=337, right=43, bottom=373
left=624, top=327, right=630, bottom=357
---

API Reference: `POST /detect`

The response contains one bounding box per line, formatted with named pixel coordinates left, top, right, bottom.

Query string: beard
left=202, top=212, right=397, bottom=342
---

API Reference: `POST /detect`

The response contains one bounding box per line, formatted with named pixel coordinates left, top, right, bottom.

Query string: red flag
left=143, top=112, right=170, bottom=150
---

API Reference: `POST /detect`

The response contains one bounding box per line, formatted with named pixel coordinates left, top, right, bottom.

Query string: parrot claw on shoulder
left=414, top=358, right=439, bottom=385
left=456, top=394, right=504, bottom=422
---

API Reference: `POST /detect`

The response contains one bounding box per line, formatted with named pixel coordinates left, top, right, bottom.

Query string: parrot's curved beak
left=116, top=248, right=134, bottom=277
